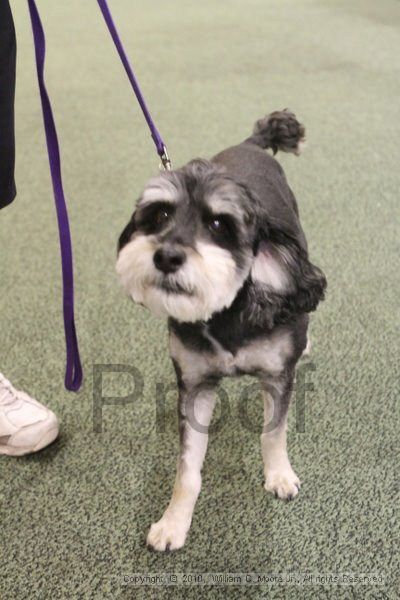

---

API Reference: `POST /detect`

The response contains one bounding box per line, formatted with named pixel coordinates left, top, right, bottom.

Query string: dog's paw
left=264, top=467, right=301, bottom=500
left=146, top=515, right=189, bottom=552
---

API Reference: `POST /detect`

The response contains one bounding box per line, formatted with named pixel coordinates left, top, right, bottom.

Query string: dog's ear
left=118, top=211, right=137, bottom=253
left=251, top=219, right=326, bottom=315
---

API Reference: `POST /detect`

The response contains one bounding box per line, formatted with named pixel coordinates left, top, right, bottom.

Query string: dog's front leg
left=146, top=382, right=216, bottom=551
left=260, top=370, right=300, bottom=500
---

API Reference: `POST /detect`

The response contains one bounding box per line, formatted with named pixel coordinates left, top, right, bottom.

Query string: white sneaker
left=0, top=372, right=59, bottom=456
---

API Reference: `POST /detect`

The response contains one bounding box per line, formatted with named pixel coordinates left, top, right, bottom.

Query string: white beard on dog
left=116, top=234, right=252, bottom=322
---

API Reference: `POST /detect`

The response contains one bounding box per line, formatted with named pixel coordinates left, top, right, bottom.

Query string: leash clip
left=159, top=146, right=172, bottom=171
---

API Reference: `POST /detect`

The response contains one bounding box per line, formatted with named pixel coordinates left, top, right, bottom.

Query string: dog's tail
left=247, top=109, right=305, bottom=155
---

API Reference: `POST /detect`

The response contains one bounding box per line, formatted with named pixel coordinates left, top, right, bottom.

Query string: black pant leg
left=0, top=0, right=16, bottom=209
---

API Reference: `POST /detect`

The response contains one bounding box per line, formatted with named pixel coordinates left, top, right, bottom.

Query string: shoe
left=0, top=372, right=59, bottom=456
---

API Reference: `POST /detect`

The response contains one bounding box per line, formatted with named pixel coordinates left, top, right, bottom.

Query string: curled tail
left=248, top=109, right=305, bottom=155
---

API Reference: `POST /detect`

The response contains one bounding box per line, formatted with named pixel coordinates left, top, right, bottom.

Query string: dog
left=116, top=109, right=327, bottom=551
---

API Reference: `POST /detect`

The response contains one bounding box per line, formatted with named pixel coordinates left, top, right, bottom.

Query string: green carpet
left=1, top=0, right=399, bottom=597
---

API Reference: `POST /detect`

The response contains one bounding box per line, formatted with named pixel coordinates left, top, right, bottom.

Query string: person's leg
left=0, top=1, right=59, bottom=456
left=0, top=0, right=17, bottom=208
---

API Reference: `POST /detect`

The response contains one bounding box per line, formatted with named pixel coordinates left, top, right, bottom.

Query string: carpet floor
left=0, top=0, right=399, bottom=598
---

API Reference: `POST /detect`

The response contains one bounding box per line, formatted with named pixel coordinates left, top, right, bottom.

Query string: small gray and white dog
left=116, top=110, right=326, bottom=551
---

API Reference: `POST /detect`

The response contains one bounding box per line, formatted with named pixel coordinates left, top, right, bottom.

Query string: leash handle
left=97, top=0, right=172, bottom=170
left=28, top=0, right=83, bottom=391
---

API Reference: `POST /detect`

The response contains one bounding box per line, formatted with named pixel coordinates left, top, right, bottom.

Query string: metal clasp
left=159, top=146, right=172, bottom=171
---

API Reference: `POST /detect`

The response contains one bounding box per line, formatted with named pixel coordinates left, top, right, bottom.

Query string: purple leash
left=28, top=0, right=82, bottom=391
left=96, top=0, right=171, bottom=170
left=27, top=0, right=171, bottom=391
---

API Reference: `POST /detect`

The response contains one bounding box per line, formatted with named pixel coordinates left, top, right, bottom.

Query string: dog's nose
left=153, top=246, right=186, bottom=274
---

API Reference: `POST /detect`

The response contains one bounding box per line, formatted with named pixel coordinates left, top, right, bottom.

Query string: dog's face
left=116, top=159, right=326, bottom=323
left=116, top=160, right=257, bottom=322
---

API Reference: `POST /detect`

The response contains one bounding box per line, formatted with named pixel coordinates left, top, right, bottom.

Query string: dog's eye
left=154, top=207, right=171, bottom=225
left=208, top=217, right=226, bottom=234
left=136, top=202, right=174, bottom=233
left=205, top=213, right=238, bottom=248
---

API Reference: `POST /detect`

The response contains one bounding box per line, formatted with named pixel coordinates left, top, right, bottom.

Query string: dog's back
left=212, top=110, right=308, bottom=251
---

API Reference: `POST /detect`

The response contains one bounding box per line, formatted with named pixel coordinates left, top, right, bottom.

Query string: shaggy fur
left=116, top=109, right=327, bottom=551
